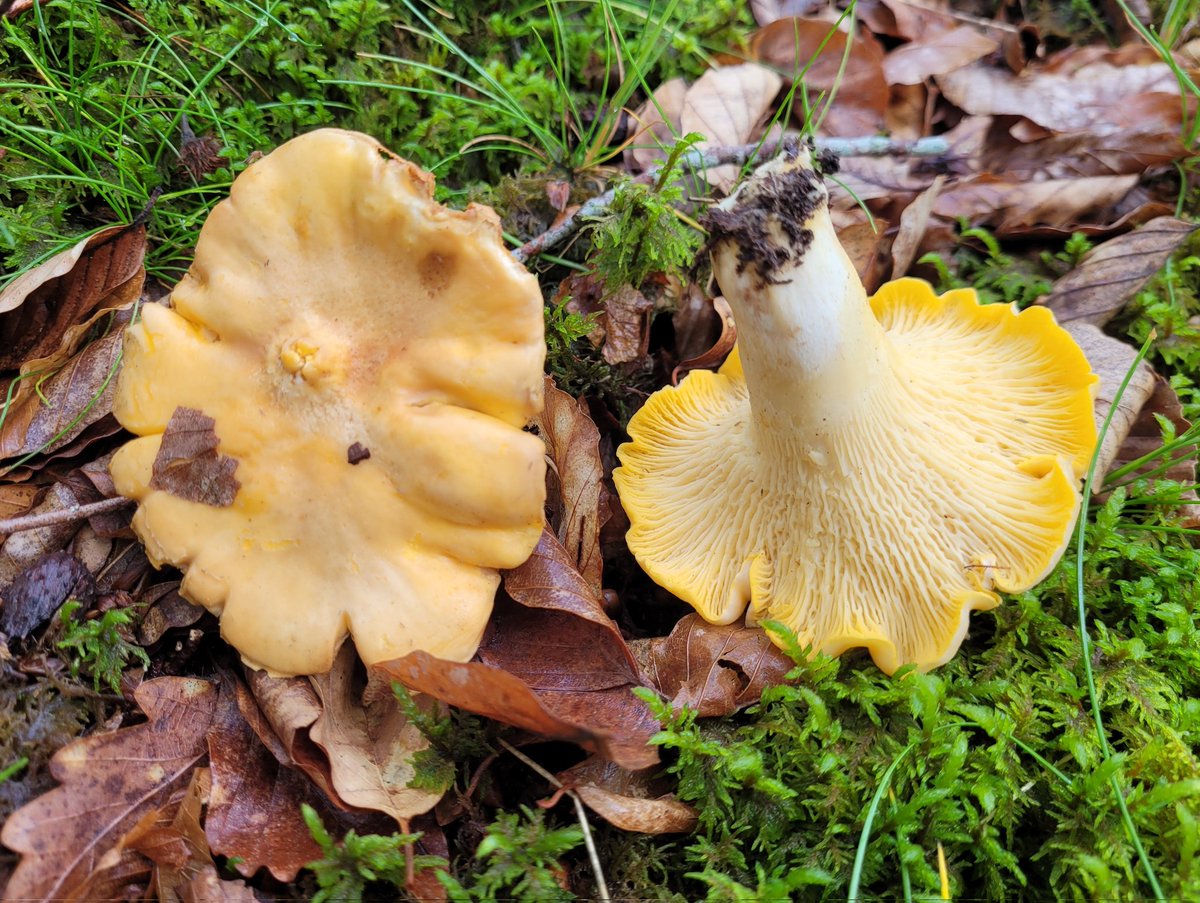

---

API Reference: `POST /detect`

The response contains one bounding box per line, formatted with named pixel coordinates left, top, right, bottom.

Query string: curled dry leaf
left=631, top=614, right=795, bottom=717
left=1040, top=218, right=1200, bottom=327
left=533, top=377, right=609, bottom=594
left=890, top=175, right=945, bottom=279
left=1, top=677, right=217, bottom=903
left=0, top=482, right=99, bottom=598
left=557, top=757, right=698, bottom=835
left=307, top=642, right=445, bottom=824
left=1065, top=322, right=1157, bottom=484
left=124, top=767, right=213, bottom=903
left=672, top=297, right=736, bottom=384
left=680, top=63, right=783, bottom=190
left=748, top=17, right=887, bottom=135
left=882, top=25, right=999, bottom=86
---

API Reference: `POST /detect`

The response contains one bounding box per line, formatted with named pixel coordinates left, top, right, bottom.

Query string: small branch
left=0, top=496, right=132, bottom=536
left=512, top=135, right=949, bottom=263
left=497, top=738, right=611, bottom=903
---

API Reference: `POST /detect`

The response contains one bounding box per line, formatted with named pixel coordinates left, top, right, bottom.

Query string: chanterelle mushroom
left=110, top=129, right=546, bottom=676
left=614, top=148, right=1098, bottom=673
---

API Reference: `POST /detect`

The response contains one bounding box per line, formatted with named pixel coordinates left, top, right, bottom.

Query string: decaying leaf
left=1065, top=322, right=1158, bottom=484
left=882, top=25, right=999, bottom=86
left=205, top=675, right=336, bottom=882
left=679, top=63, right=783, bottom=190
left=672, top=297, right=736, bottom=383
left=631, top=614, right=795, bottom=717
left=0, top=224, right=144, bottom=370
left=1, top=677, right=217, bottom=903
left=308, top=642, right=444, bottom=824
left=0, top=483, right=39, bottom=523
left=0, top=482, right=98, bottom=600
left=557, top=757, right=698, bottom=835
left=149, top=407, right=241, bottom=507
left=533, top=378, right=609, bottom=594
left=1040, top=217, right=1200, bottom=326
left=561, top=274, right=654, bottom=365
left=124, top=767, right=213, bottom=903
left=0, top=549, right=95, bottom=640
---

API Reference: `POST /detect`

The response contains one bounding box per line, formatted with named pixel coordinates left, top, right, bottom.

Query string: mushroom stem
left=707, top=151, right=891, bottom=439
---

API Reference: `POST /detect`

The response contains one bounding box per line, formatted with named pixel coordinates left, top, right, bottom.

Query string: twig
left=497, top=738, right=611, bottom=903
left=0, top=496, right=132, bottom=536
left=512, top=135, right=949, bottom=263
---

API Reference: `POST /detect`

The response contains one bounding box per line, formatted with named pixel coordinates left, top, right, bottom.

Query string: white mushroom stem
left=708, top=152, right=892, bottom=441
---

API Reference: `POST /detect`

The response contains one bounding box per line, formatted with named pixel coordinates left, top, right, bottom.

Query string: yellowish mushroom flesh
left=110, top=129, right=546, bottom=676
left=614, top=150, right=1098, bottom=673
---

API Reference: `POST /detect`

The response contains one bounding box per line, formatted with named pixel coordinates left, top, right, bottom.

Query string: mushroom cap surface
left=616, top=275, right=1097, bottom=673
left=110, top=129, right=546, bottom=676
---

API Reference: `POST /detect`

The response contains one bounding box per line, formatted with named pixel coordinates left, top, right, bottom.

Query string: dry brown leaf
left=1065, top=322, right=1158, bottom=483
left=0, top=483, right=39, bottom=523
left=1, top=677, right=217, bottom=903
left=557, top=757, right=698, bottom=834
left=206, top=674, right=339, bottom=882
left=861, top=0, right=962, bottom=41
left=748, top=17, right=888, bottom=135
left=1040, top=218, right=1200, bottom=327
left=534, top=377, right=608, bottom=594
left=0, top=327, right=124, bottom=461
left=680, top=64, right=783, bottom=190
left=308, top=642, right=444, bottom=824
left=932, top=173, right=1141, bottom=236
left=983, top=117, right=1187, bottom=179
left=125, top=767, right=213, bottom=903
left=750, top=0, right=828, bottom=25
left=935, top=48, right=1181, bottom=134
left=150, top=407, right=241, bottom=507
left=673, top=297, right=736, bottom=383
left=831, top=207, right=890, bottom=292
left=138, top=585, right=207, bottom=645
left=882, top=25, right=999, bottom=85
left=631, top=614, right=795, bottom=717
left=0, top=224, right=144, bottom=370
left=627, top=78, right=688, bottom=173
left=890, top=175, right=945, bottom=279
left=1110, top=374, right=1198, bottom=483
left=0, top=482, right=95, bottom=598
left=600, top=285, right=654, bottom=364
left=180, top=865, right=261, bottom=903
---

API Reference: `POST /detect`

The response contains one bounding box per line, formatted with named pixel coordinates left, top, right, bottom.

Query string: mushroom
left=109, top=129, right=546, bottom=676
left=614, top=148, right=1098, bottom=673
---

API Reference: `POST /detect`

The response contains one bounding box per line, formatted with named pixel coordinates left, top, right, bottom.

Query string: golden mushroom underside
left=110, top=129, right=546, bottom=676
left=615, top=280, right=1097, bottom=674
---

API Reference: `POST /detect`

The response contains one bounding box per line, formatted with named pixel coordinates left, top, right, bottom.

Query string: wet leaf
left=307, top=642, right=444, bottom=823
left=882, top=25, right=999, bottom=86
left=631, top=614, right=795, bottom=717
left=680, top=64, right=783, bottom=190
left=748, top=17, right=887, bottom=135
left=206, top=674, right=338, bottom=882
left=150, top=407, right=241, bottom=507
left=557, top=757, right=698, bottom=834
left=0, top=327, right=124, bottom=461
left=534, top=378, right=609, bottom=594
left=0, top=677, right=217, bottom=903
left=1040, top=218, right=1200, bottom=326
left=1065, top=322, right=1158, bottom=483
left=0, top=224, right=144, bottom=370
left=0, top=549, right=95, bottom=639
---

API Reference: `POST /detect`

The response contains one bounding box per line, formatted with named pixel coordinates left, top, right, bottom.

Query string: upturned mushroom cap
left=614, top=149, right=1097, bottom=673
left=110, top=129, right=546, bottom=676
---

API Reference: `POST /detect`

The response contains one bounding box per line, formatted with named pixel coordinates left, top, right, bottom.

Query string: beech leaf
left=680, top=63, right=783, bottom=190
left=150, top=407, right=241, bottom=507
left=1, top=677, right=217, bottom=903
left=557, top=757, right=698, bottom=835
left=882, top=25, right=999, bottom=86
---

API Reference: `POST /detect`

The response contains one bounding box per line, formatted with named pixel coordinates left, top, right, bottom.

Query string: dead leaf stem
left=512, top=136, right=949, bottom=263
left=0, top=495, right=131, bottom=536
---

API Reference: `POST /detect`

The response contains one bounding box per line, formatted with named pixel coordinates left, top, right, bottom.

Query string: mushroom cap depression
left=110, top=129, right=546, bottom=676
left=615, top=151, right=1097, bottom=673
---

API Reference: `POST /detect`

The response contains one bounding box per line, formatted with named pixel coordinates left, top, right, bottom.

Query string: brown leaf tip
left=347, top=442, right=371, bottom=465
left=150, top=406, right=241, bottom=507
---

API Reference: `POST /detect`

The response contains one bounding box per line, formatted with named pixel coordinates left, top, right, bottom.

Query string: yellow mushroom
left=110, top=129, right=546, bottom=676
left=614, top=148, right=1098, bottom=673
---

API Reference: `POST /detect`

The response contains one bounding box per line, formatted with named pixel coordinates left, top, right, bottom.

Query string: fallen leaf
left=982, top=119, right=1187, bottom=179
left=1, top=677, right=217, bottom=902
left=137, top=584, right=207, bottom=646
left=206, top=674, right=337, bottom=882
left=557, top=757, right=698, bottom=834
left=180, top=865, right=261, bottom=903
left=1065, top=322, right=1157, bottom=483
left=0, top=483, right=39, bottom=523
left=0, top=482, right=92, bottom=587
left=832, top=208, right=890, bottom=291
left=150, top=407, right=241, bottom=507
left=1108, top=374, right=1198, bottom=501
left=125, top=767, right=213, bottom=903
left=680, top=63, right=783, bottom=190
left=0, top=326, right=125, bottom=461
left=882, top=26, right=999, bottom=86
left=890, top=175, right=945, bottom=279
left=560, top=274, right=654, bottom=365
left=748, top=17, right=887, bottom=135
left=1040, top=218, right=1200, bottom=326
left=308, top=642, right=444, bottom=824
left=534, top=378, right=609, bottom=594
left=862, top=0, right=963, bottom=41
left=631, top=614, right=795, bottom=717
left=672, top=297, right=736, bottom=383
left=931, top=173, right=1141, bottom=236
left=0, top=224, right=144, bottom=370
left=627, top=78, right=688, bottom=173
left=935, top=47, right=1181, bottom=134
left=0, top=549, right=95, bottom=639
